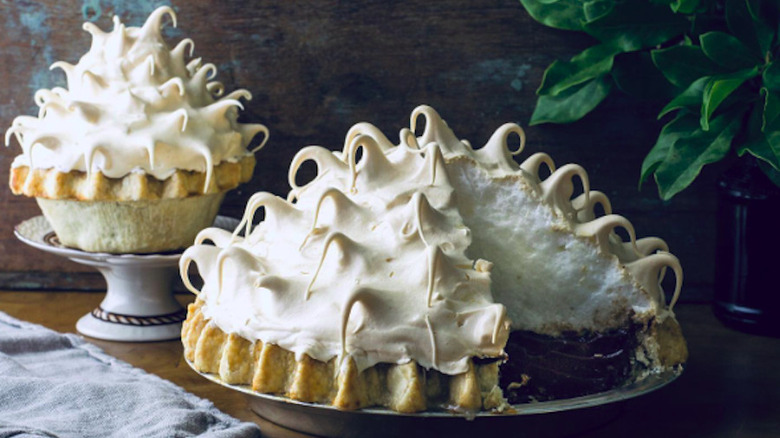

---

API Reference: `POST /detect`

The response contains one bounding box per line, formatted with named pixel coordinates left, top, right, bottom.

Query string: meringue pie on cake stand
left=14, top=215, right=239, bottom=342
left=5, top=7, right=266, bottom=342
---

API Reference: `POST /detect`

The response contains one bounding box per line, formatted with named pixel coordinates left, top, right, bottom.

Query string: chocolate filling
left=500, top=327, right=639, bottom=403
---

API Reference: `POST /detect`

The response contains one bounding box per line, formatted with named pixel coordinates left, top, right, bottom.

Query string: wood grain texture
left=3, top=291, right=778, bottom=437
left=0, top=1, right=716, bottom=301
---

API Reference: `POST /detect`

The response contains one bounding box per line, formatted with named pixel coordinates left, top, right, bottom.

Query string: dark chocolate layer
left=500, top=327, right=638, bottom=403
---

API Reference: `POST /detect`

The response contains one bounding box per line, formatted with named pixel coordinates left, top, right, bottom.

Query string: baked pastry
left=6, top=7, right=267, bottom=253
left=180, top=106, right=686, bottom=412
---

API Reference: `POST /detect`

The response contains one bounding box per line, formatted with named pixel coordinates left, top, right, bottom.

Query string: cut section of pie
left=180, top=106, right=686, bottom=412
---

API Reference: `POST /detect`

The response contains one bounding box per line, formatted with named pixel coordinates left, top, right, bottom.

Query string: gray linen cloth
left=0, top=311, right=261, bottom=438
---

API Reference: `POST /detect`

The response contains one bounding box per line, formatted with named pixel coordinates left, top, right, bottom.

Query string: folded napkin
left=0, top=311, right=261, bottom=438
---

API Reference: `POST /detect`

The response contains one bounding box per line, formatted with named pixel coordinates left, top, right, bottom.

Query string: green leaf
left=758, top=159, right=780, bottom=187
left=699, top=31, right=761, bottom=69
left=651, top=44, right=724, bottom=88
left=736, top=100, right=780, bottom=170
left=519, top=0, right=588, bottom=31
left=529, top=76, right=612, bottom=125
left=746, top=0, right=779, bottom=32
left=658, top=76, right=709, bottom=118
left=612, top=51, right=679, bottom=100
left=654, top=112, right=743, bottom=200
left=738, top=107, right=780, bottom=171
left=726, top=0, right=774, bottom=57
left=671, top=0, right=700, bottom=14
left=762, top=88, right=780, bottom=131
left=766, top=130, right=780, bottom=167
left=743, top=135, right=780, bottom=171
left=640, top=112, right=701, bottom=188
left=741, top=104, right=780, bottom=184
left=690, top=12, right=729, bottom=41
left=764, top=61, right=780, bottom=90
left=583, top=0, right=613, bottom=22
left=701, top=68, right=759, bottom=130
left=583, top=2, right=688, bottom=52
left=746, top=0, right=762, bottom=20
left=537, top=44, right=621, bottom=96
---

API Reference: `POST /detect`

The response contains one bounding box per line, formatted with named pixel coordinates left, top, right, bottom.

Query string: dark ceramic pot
left=713, top=157, right=780, bottom=336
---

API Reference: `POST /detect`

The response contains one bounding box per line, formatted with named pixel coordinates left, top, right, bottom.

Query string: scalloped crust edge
left=181, top=300, right=508, bottom=413
left=9, top=155, right=255, bottom=201
left=182, top=300, right=689, bottom=413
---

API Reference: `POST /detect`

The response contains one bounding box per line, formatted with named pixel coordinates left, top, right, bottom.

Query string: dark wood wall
left=0, top=1, right=717, bottom=301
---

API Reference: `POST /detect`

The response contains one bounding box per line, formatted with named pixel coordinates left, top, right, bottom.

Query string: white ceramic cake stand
left=14, top=215, right=238, bottom=342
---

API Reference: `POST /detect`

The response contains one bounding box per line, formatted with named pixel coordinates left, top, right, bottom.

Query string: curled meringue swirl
left=409, top=105, right=682, bottom=334
left=6, top=6, right=268, bottom=191
left=181, top=117, right=511, bottom=375
left=180, top=105, right=682, bottom=376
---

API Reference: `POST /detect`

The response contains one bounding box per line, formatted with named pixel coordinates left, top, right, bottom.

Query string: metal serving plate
left=188, top=359, right=680, bottom=437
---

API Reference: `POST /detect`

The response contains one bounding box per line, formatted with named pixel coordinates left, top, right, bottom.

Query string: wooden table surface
left=2, top=291, right=779, bottom=438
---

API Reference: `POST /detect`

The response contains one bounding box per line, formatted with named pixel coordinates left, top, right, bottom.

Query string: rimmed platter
left=188, top=359, right=680, bottom=438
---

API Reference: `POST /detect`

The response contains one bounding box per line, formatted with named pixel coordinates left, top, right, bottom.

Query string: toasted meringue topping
left=407, top=106, right=681, bottom=333
left=6, top=6, right=268, bottom=191
left=181, top=116, right=512, bottom=375
left=180, top=105, right=682, bottom=375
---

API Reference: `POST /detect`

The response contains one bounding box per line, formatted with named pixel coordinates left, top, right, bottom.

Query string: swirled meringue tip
left=6, top=6, right=268, bottom=190
left=181, top=105, right=682, bottom=376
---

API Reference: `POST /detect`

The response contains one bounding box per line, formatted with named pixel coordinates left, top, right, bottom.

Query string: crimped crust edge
left=9, top=154, right=255, bottom=201
left=182, top=299, right=507, bottom=413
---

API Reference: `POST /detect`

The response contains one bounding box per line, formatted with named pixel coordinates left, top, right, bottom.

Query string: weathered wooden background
left=0, top=0, right=719, bottom=302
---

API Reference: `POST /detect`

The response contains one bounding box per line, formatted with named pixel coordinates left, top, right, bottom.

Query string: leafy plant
left=520, top=0, right=780, bottom=200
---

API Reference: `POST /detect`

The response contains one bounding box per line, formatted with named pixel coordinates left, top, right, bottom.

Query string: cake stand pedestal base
left=14, top=215, right=237, bottom=342
left=72, top=261, right=184, bottom=342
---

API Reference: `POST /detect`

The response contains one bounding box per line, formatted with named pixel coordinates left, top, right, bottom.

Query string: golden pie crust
left=9, top=156, right=255, bottom=253
left=181, top=300, right=507, bottom=413
left=9, top=155, right=255, bottom=201
left=35, top=194, right=225, bottom=253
